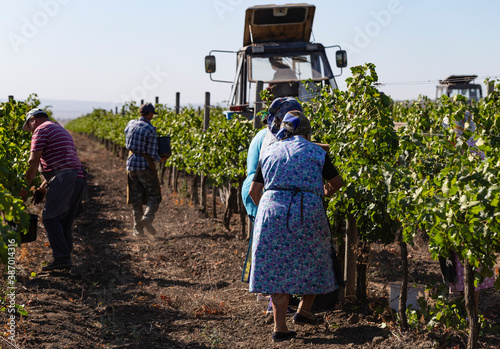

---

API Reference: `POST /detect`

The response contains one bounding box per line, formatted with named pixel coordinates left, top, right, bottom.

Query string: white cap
left=23, top=108, right=48, bottom=131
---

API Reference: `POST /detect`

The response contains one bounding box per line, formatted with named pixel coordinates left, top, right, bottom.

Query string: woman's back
left=260, top=136, right=325, bottom=195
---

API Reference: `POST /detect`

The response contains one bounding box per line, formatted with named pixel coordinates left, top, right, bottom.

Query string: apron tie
left=267, top=187, right=320, bottom=230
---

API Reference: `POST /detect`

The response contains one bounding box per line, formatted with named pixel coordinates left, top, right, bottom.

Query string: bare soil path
left=2, top=132, right=499, bottom=349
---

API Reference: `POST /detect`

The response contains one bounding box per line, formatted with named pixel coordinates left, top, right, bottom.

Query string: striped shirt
left=31, top=121, right=83, bottom=176
left=125, top=117, right=160, bottom=171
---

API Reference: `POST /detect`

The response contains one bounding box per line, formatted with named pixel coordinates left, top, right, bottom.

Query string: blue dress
left=249, top=136, right=337, bottom=295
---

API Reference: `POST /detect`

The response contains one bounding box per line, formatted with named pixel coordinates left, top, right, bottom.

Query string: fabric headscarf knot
left=276, top=110, right=311, bottom=140
left=265, top=97, right=303, bottom=137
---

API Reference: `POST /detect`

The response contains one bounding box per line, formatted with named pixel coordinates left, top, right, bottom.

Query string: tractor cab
left=205, top=4, right=347, bottom=119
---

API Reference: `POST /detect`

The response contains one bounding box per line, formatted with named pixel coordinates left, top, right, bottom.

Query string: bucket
left=6, top=214, right=38, bottom=243
left=157, top=136, right=171, bottom=157
left=389, top=283, right=427, bottom=311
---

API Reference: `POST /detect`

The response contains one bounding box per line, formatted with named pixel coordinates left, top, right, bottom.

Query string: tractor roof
left=243, top=4, right=315, bottom=46
left=439, top=75, right=478, bottom=85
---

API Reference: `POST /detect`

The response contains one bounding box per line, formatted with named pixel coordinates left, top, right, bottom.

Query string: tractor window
left=249, top=54, right=330, bottom=83
left=470, top=88, right=479, bottom=101
left=448, top=87, right=481, bottom=102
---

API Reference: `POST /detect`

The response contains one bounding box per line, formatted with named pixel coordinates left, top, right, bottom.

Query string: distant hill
left=0, top=98, right=211, bottom=123
left=42, top=99, right=122, bottom=121
left=0, top=98, right=122, bottom=121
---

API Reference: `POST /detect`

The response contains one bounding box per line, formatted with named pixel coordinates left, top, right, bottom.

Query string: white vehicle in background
left=205, top=3, right=347, bottom=119
left=436, top=75, right=483, bottom=102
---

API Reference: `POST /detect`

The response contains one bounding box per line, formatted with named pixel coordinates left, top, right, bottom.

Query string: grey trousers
left=42, top=170, right=86, bottom=264
left=128, top=169, right=161, bottom=229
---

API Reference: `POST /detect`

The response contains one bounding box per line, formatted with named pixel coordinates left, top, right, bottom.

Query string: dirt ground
left=2, top=132, right=500, bottom=349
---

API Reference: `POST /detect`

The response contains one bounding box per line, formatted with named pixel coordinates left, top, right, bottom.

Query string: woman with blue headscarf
left=249, top=110, right=343, bottom=342
left=242, top=97, right=303, bottom=225
left=241, top=97, right=304, bottom=285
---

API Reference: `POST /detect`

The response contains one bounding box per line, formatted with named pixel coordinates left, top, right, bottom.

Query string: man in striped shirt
left=20, top=108, right=87, bottom=272
left=125, top=103, right=163, bottom=238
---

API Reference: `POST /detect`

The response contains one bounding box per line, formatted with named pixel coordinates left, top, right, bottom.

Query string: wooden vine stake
left=344, top=213, right=357, bottom=298
left=200, top=92, right=210, bottom=213
left=464, top=260, right=479, bottom=349
left=237, top=178, right=246, bottom=239
left=398, top=228, right=409, bottom=330
left=212, top=184, right=217, bottom=218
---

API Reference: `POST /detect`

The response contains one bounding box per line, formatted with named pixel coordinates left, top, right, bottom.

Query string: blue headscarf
left=275, top=110, right=311, bottom=140
left=266, top=97, right=303, bottom=137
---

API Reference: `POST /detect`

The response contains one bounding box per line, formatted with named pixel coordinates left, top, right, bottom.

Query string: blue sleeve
left=242, top=174, right=257, bottom=218
left=246, top=128, right=267, bottom=176
left=242, top=128, right=267, bottom=219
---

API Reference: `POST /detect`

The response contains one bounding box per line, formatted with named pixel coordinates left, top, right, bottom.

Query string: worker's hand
left=160, top=155, right=171, bottom=161
left=324, top=183, right=333, bottom=197
left=19, top=188, right=29, bottom=202
left=32, top=187, right=47, bottom=204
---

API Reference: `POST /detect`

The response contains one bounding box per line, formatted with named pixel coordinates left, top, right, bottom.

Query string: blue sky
left=0, top=0, right=499, bottom=117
